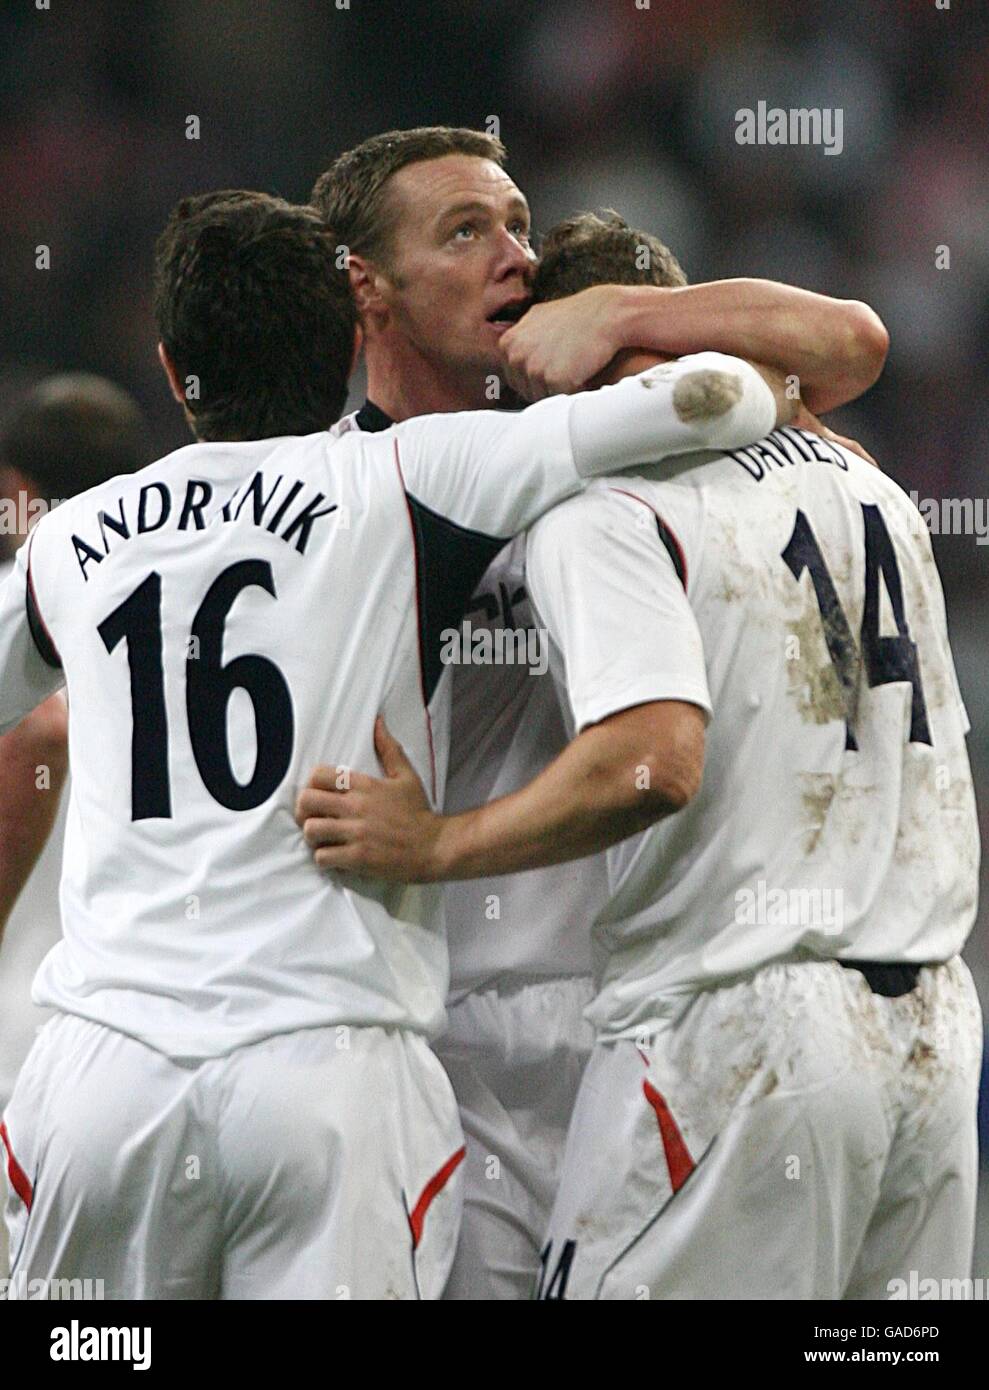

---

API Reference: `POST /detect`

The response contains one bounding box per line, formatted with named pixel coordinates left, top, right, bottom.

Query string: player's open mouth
left=487, top=299, right=530, bottom=327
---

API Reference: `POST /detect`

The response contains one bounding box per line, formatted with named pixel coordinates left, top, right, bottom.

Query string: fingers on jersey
left=313, top=835, right=377, bottom=874
left=303, top=813, right=358, bottom=850
left=303, top=764, right=378, bottom=794
left=297, top=785, right=351, bottom=828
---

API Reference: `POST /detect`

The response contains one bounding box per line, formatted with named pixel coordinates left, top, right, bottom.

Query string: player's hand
left=793, top=402, right=879, bottom=468
left=499, top=285, right=628, bottom=399
left=295, top=717, right=445, bottom=882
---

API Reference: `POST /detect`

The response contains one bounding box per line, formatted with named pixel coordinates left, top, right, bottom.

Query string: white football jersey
left=526, top=427, right=978, bottom=1039
left=341, top=411, right=602, bottom=996
left=0, top=357, right=777, bottom=1058
left=444, top=537, right=603, bottom=997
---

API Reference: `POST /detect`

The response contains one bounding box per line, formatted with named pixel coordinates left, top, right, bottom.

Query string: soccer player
left=0, top=191, right=787, bottom=1298
left=298, top=212, right=979, bottom=1299
left=308, top=126, right=890, bottom=1298
left=0, top=375, right=146, bottom=1102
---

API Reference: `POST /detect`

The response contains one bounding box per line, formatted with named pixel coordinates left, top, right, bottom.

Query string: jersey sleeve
left=0, top=536, right=66, bottom=735
left=393, top=352, right=776, bottom=541
left=525, top=485, right=712, bottom=734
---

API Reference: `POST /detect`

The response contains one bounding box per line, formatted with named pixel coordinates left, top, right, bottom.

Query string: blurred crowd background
left=2, top=0, right=988, bottom=1252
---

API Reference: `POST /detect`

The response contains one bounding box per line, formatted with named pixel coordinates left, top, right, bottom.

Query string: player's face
left=376, top=155, right=536, bottom=375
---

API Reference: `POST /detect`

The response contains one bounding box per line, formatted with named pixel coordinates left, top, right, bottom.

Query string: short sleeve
left=0, top=538, right=66, bottom=734
left=525, top=485, right=711, bottom=733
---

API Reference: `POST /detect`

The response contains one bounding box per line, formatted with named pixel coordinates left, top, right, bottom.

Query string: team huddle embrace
left=0, top=126, right=980, bottom=1301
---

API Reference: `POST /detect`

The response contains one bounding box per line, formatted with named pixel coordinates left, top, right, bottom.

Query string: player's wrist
left=423, top=810, right=462, bottom=882
left=612, top=283, right=675, bottom=354
left=428, top=806, right=495, bottom=881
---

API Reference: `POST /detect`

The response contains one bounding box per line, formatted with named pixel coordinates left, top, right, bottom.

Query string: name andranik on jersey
left=68, top=469, right=350, bottom=582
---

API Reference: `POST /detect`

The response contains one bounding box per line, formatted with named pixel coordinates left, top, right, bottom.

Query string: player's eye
left=453, top=223, right=478, bottom=241
left=509, top=221, right=531, bottom=244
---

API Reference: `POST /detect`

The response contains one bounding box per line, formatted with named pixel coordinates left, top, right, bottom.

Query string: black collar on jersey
left=353, top=398, right=507, bottom=705
left=355, top=400, right=394, bottom=433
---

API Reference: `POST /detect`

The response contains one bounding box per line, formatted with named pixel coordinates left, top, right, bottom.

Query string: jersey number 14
left=782, top=502, right=931, bottom=750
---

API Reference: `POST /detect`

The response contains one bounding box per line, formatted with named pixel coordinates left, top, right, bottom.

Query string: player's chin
left=455, top=335, right=506, bottom=378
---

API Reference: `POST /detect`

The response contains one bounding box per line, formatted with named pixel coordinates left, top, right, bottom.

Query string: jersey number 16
left=98, top=559, right=294, bottom=820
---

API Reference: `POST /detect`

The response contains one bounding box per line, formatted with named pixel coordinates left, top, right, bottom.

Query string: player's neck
left=364, top=336, right=492, bottom=421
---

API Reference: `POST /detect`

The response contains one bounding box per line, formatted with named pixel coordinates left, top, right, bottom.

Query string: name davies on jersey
left=727, top=426, right=850, bottom=481
left=69, top=470, right=340, bottom=581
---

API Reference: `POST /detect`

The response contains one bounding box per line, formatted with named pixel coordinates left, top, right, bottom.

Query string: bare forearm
left=0, top=718, right=68, bottom=941
left=435, top=741, right=657, bottom=880
left=0, top=815, right=60, bottom=939
left=298, top=706, right=704, bottom=885
left=433, top=705, right=702, bottom=881
left=613, top=281, right=889, bottom=415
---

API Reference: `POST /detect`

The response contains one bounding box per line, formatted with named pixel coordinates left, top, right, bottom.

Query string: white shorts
left=436, top=976, right=595, bottom=1300
left=540, top=957, right=983, bottom=1300
left=2, top=1014, right=464, bottom=1300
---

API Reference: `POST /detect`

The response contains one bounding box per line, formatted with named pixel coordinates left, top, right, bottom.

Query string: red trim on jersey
left=26, top=529, right=62, bottom=665
left=393, top=439, right=438, bottom=804
left=642, top=1080, right=694, bottom=1194
left=0, top=1121, right=33, bottom=1211
left=408, top=1145, right=466, bottom=1250
left=607, top=487, right=689, bottom=591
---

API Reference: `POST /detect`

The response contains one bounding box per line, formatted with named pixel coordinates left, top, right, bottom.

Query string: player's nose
left=492, top=226, right=536, bottom=281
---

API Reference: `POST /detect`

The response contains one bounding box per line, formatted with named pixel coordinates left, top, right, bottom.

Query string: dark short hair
left=153, top=190, right=356, bottom=441
left=311, top=126, right=507, bottom=265
left=0, top=373, right=146, bottom=503
left=533, top=210, right=688, bottom=302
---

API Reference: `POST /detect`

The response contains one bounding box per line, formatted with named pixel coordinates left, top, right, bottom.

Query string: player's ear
left=347, top=253, right=387, bottom=319
left=157, top=342, right=186, bottom=406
